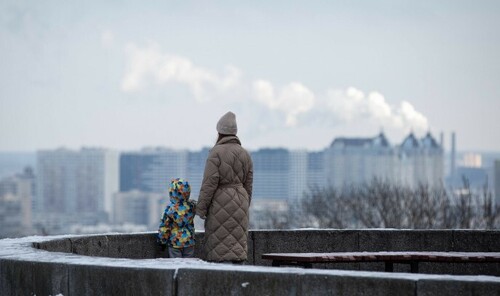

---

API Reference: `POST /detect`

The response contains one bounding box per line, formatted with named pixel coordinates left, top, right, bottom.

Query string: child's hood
left=169, top=178, right=191, bottom=203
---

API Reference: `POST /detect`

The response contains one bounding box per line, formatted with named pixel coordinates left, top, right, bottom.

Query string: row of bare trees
left=293, top=178, right=500, bottom=229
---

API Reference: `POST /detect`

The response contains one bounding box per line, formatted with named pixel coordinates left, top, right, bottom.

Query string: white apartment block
left=0, top=168, right=34, bottom=238
left=36, top=148, right=119, bottom=233
left=325, top=132, right=444, bottom=189
left=113, top=190, right=164, bottom=230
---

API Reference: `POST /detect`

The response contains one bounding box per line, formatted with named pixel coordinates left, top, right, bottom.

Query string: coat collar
left=216, top=135, right=241, bottom=146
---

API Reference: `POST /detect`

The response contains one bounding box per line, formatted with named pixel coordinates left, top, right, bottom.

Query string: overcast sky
left=1, top=1, right=499, bottom=152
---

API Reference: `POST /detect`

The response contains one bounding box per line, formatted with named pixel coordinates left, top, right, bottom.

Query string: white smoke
left=324, top=87, right=428, bottom=132
left=121, top=43, right=241, bottom=102
left=252, top=80, right=315, bottom=126
left=120, top=44, right=429, bottom=133
left=396, top=101, right=429, bottom=131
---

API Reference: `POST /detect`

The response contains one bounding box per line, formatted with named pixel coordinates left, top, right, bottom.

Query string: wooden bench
left=262, top=252, right=500, bottom=273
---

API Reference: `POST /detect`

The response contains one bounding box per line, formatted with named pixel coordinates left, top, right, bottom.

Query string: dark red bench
left=262, top=252, right=500, bottom=273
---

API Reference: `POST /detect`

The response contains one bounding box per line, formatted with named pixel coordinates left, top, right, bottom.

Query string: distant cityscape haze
left=2, top=131, right=500, bottom=238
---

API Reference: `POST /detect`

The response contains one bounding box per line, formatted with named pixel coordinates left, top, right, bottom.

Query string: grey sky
left=1, top=1, right=499, bottom=152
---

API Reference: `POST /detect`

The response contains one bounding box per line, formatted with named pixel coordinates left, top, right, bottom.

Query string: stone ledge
left=1, top=230, right=500, bottom=295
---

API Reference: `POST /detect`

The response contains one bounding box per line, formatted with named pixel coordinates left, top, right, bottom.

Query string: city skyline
left=1, top=130, right=498, bottom=237
left=0, top=130, right=497, bottom=154
left=1, top=1, right=500, bottom=152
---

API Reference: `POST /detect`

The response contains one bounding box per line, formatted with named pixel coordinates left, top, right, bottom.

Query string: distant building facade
left=398, top=132, right=444, bottom=188
left=324, top=132, right=444, bottom=189
left=35, top=148, right=119, bottom=234
left=120, top=148, right=188, bottom=194
left=113, top=190, right=163, bottom=230
left=249, top=148, right=308, bottom=201
left=0, top=167, right=35, bottom=238
left=288, top=150, right=308, bottom=200
left=251, top=149, right=290, bottom=200
left=307, top=151, right=325, bottom=190
left=494, top=160, right=500, bottom=205
left=119, top=148, right=211, bottom=199
left=27, top=132, right=447, bottom=234
left=187, top=148, right=210, bottom=199
left=325, top=133, right=394, bottom=188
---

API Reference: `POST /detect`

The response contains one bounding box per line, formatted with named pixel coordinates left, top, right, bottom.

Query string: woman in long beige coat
left=196, top=111, right=253, bottom=262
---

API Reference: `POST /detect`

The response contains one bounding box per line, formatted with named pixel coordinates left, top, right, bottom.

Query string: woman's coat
left=196, top=135, right=253, bottom=262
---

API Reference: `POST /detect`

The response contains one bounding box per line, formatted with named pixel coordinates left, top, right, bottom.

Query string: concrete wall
left=34, top=229, right=500, bottom=275
left=251, top=230, right=500, bottom=275
left=1, top=230, right=499, bottom=296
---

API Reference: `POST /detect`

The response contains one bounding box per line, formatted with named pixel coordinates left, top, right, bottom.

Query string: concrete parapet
left=68, top=264, right=174, bottom=296
left=176, top=267, right=500, bottom=296
left=32, top=261, right=69, bottom=295
left=71, top=235, right=109, bottom=257
left=357, top=230, right=454, bottom=251
left=106, top=233, right=162, bottom=259
left=452, top=230, right=500, bottom=252
left=33, top=237, right=72, bottom=253
left=3, top=230, right=500, bottom=295
left=252, top=229, right=358, bottom=266
left=250, top=229, right=500, bottom=275
left=417, top=278, right=500, bottom=296
left=0, top=258, right=35, bottom=295
left=32, top=229, right=500, bottom=275
left=176, top=268, right=300, bottom=296
left=299, top=272, right=415, bottom=296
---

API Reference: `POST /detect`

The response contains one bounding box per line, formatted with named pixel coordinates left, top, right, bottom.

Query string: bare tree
left=299, top=177, right=500, bottom=230
left=300, top=186, right=349, bottom=228
left=475, top=180, right=500, bottom=229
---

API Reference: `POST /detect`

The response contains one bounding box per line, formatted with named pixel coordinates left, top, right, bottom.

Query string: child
left=157, top=178, right=196, bottom=258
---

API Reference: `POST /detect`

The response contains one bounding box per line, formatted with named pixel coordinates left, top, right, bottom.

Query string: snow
left=1, top=234, right=500, bottom=283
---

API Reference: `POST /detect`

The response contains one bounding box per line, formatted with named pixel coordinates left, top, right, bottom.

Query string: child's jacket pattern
left=157, top=178, right=196, bottom=249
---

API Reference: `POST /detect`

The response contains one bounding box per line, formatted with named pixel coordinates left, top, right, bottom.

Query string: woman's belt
left=219, top=183, right=243, bottom=189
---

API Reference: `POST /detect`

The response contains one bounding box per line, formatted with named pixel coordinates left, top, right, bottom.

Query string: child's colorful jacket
left=157, top=178, right=196, bottom=249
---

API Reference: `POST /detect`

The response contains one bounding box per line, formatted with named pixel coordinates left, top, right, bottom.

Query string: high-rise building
left=251, top=148, right=289, bottom=200
left=324, top=132, right=443, bottom=189
left=113, top=190, right=163, bottom=230
left=249, top=148, right=315, bottom=201
left=117, top=148, right=208, bottom=232
left=307, top=151, right=325, bottom=192
left=120, top=148, right=188, bottom=194
left=325, top=132, right=394, bottom=188
left=494, top=160, right=500, bottom=205
left=187, top=148, right=210, bottom=199
left=420, top=132, right=445, bottom=188
left=398, top=132, right=444, bottom=188
left=35, top=148, right=118, bottom=234
left=289, top=150, right=308, bottom=200
left=398, top=133, right=421, bottom=187
left=0, top=167, right=34, bottom=238
left=451, top=132, right=456, bottom=180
